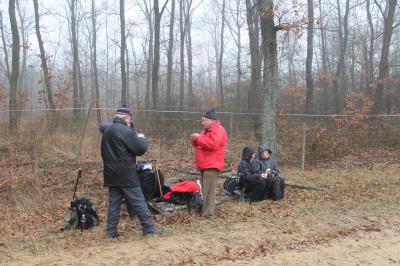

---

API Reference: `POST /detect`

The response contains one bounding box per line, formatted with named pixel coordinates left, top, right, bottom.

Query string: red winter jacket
left=189, top=121, right=228, bottom=171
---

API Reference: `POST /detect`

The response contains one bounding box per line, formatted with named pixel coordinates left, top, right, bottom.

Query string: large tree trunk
left=305, top=0, right=314, bottom=113
left=16, top=0, right=29, bottom=96
left=33, top=0, right=56, bottom=122
left=91, top=0, right=101, bottom=125
left=16, top=0, right=26, bottom=94
left=258, top=0, right=278, bottom=153
left=0, top=10, right=11, bottom=86
left=120, top=0, right=127, bottom=105
left=245, top=0, right=261, bottom=113
left=218, top=0, right=226, bottom=105
left=332, top=0, right=350, bottom=114
left=166, top=0, right=175, bottom=109
left=373, top=0, right=397, bottom=114
left=8, top=0, right=20, bottom=133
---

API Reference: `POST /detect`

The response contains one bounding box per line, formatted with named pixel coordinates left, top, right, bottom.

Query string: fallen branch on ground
left=285, top=182, right=324, bottom=191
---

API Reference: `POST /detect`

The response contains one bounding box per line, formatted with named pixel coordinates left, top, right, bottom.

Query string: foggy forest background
left=0, top=0, right=399, bottom=166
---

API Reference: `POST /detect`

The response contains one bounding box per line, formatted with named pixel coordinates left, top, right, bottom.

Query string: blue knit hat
left=202, top=108, right=216, bottom=120
left=116, top=104, right=132, bottom=118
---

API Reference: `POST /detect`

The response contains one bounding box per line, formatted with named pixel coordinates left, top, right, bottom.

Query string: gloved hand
left=137, top=133, right=145, bottom=138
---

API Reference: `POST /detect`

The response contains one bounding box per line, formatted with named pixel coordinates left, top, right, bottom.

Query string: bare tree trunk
left=76, top=26, right=84, bottom=112
left=0, top=10, right=11, bottom=86
left=16, top=0, right=26, bottom=94
left=166, top=0, right=175, bottom=109
left=332, top=0, right=350, bottom=113
left=16, top=1, right=27, bottom=96
left=132, top=48, right=140, bottom=107
left=91, top=0, right=101, bottom=125
left=70, top=0, right=80, bottom=120
left=366, top=0, right=375, bottom=96
left=185, top=0, right=193, bottom=108
left=305, top=0, right=314, bottom=113
left=186, top=22, right=193, bottom=108
left=226, top=0, right=244, bottom=108
left=105, top=13, right=109, bottom=113
left=112, top=43, right=117, bottom=109
left=318, top=0, right=329, bottom=109
left=287, top=35, right=298, bottom=85
left=8, top=0, right=20, bottom=133
left=120, top=0, right=127, bottom=105
left=143, top=1, right=153, bottom=110
left=245, top=0, right=261, bottom=113
left=179, top=0, right=185, bottom=110
left=126, top=43, right=130, bottom=105
left=373, top=0, right=397, bottom=114
left=258, top=0, right=278, bottom=153
left=218, top=0, right=226, bottom=105
left=350, top=36, right=355, bottom=91
left=33, top=0, right=56, bottom=123
left=152, top=0, right=169, bottom=109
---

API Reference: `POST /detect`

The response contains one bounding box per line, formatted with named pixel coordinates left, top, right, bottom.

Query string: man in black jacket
left=237, top=147, right=268, bottom=203
left=101, top=106, right=162, bottom=238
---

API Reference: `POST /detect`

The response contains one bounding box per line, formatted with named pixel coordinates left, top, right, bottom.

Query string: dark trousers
left=107, top=186, right=155, bottom=235
left=245, top=178, right=267, bottom=202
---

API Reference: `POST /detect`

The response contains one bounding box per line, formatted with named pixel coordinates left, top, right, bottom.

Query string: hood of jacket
left=241, top=146, right=255, bottom=160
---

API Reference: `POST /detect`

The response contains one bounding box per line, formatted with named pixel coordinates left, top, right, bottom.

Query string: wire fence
left=0, top=107, right=399, bottom=170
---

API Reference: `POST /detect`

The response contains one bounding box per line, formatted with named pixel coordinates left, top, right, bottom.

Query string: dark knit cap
left=116, top=104, right=132, bottom=118
left=202, top=108, right=216, bottom=120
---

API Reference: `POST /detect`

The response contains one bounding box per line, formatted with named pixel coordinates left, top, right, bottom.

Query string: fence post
left=301, top=121, right=306, bottom=170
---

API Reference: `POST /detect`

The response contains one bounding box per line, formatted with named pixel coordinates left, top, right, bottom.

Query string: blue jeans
left=107, top=186, right=155, bottom=235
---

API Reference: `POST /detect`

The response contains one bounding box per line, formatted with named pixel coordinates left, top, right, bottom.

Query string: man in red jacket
left=189, top=108, right=228, bottom=218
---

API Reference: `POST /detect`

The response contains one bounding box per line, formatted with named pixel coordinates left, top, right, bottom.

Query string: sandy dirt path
left=223, top=228, right=400, bottom=265
left=3, top=227, right=400, bottom=266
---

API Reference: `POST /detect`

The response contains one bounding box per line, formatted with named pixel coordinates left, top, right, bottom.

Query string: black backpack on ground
left=64, top=170, right=99, bottom=230
left=137, top=161, right=167, bottom=201
left=265, top=175, right=285, bottom=200
left=223, top=174, right=245, bottom=199
left=66, top=197, right=99, bottom=230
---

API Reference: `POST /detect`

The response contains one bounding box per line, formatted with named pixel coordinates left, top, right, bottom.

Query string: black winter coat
left=237, top=147, right=262, bottom=182
left=101, top=117, right=148, bottom=187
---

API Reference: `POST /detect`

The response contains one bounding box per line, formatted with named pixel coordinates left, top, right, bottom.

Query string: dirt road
left=4, top=224, right=399, bottom=266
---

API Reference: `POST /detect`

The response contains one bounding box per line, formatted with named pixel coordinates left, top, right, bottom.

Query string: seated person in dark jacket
left=254, top=144, right=279, bottom=175
left=237, top=146, right=269, bottom=203
left=254, top=144, right=285, bottom=200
